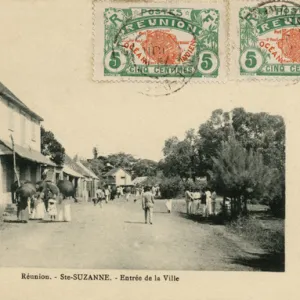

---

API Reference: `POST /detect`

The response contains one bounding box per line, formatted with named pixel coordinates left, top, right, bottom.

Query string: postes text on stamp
left=93, top=2, right=226, bottom=82
left=238, top=1, right=300, bottom=77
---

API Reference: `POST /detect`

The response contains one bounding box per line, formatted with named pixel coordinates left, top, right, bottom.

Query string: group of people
left=93, top=184, right=157, bottom=225
left=94, top=185, right=133, bottom=206
left=185, top=188, right=217, bottom=216
left=94, top=184, right=218, bottom=224
left=17, top=189, right=72, bottom=223
left=94, top=185, right=161, bottom=208
left=94, top=186, right=111, bottom=207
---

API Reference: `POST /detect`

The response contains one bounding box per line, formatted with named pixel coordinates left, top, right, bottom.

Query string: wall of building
left=0, top=96, right=41, bottom=152
left=115, top=169, right=132, bottom=186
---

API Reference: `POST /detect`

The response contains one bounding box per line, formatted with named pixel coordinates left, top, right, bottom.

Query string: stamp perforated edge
left=229, top=0, right=300, bottom=82
left=92, top=0, right=228, bottom=83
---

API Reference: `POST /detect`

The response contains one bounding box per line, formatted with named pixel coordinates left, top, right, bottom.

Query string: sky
left=0, top=0, right=292, bottom=162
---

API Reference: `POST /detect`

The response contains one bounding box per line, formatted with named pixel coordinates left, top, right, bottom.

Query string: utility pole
left=10, top=134, right=20, bottom=187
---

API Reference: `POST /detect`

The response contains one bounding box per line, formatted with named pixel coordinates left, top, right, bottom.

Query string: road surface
left=0, top=198, right=265, bottom=270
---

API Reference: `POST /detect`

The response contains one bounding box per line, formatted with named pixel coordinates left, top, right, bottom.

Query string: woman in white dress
left=165, top=199, right=172, bottom=213
left=62, top=197, right=72, bottom=222
left=205, top=189, right=212, bottom=215
left=34, top=192, right=46, bottom=220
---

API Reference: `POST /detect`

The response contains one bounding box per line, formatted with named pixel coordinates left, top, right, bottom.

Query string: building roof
left=64, top=154, right=91, bottom=177
left=0, top=82, right=43, bottom=121
left=132, top=176, right=148, bottom=185
left=62, top=165, right=84, bottom=178
left=105, top=167, right=131, bottom=177
left=0, top=143, right=12, bottom=155
left=63, top=155, right=99, bottom=180
left=0, top=139, right=56, bottom=166
left=76, top=160, right=99, bottom=180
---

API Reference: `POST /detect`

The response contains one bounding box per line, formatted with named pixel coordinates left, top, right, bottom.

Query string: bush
left=182, top=178, right=207, bottom=192
left=229, top=216, right=284, bottom=254
left=268, top=196, right=285, bottom=218
left=249, top=198, right=260, bottom=205
left=159, top=177, right=183, bottom=199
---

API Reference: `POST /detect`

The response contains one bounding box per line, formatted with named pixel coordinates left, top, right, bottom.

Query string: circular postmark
left=107, top=8, right=216, bottom=96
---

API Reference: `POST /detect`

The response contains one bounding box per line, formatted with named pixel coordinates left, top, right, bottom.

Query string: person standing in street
left=104, top=186, right=110, bottom=203
left=34, top=191, right=46, bottom=220
left=165, top=199, right=172, bottom=213
left=142, top=186, right=155, bottom=225
left=48, top=198, right=57, bottom=221
left=151, top=186, right=156, bottom=197
left=95, top=187, right=104, bottom=208
left=200, top=189, right=207, bottom=217
left=211, top=190, right=217, bottom=215
left=205, top=188, right=212, bottom=216
left=193, top=188, right=201, bottom=214
left=185, top=188, right=194, bottom=215
left=108, top=185, right=112, bottom=201
left=117, top=186, right=121, bottom=198
left=125, top=186, right=131, bottom=201
left=110, top=186, right=117, bottom=200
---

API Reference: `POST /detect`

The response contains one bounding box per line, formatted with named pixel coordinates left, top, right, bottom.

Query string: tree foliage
left=83, top=151, right=158, bottom=180
left=159, top=176, right=182, bottom=199
left=160, top=108, right=285, bottom=218
left=41, top=126, right=65, bottom=166
left=132, top=159, right=158, bottom=178
left=160, top=129, right=202, bottom=180
left=209, top=137, right=277, bottom=218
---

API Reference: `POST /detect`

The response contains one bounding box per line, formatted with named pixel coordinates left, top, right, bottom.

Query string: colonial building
left=75, top=159, right=99, bottom=200
left=0, top=82, right=55, bottom=206
left=43, top=154, right=100, bottom=202
left=104, top=167, right=132, bottom=186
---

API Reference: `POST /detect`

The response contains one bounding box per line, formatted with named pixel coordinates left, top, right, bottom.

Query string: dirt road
left=0, top=198, right=266, bottom=270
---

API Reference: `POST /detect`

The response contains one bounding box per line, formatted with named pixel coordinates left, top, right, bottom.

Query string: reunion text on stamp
left=93, top=1, right=226, bottom=82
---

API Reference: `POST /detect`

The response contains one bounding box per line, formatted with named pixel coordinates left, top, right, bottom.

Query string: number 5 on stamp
left=93, top=1, right=227, bottom=82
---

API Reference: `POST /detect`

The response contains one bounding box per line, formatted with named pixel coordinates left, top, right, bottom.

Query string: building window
left=8, top=103, right=14, bottom=131
left=121, top=176, right=126, bottom=179
left=20, top=112, right=27, bottom=146
left=31, top=119, right=36, bottom=141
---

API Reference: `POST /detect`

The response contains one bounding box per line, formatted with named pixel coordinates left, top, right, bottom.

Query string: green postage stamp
left=93, top=1, right=226, bottom=81
left=232, top=0, right=300, bottom=78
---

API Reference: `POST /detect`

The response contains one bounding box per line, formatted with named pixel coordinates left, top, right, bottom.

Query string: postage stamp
left=93, top=1, right=227, bottom=82
left=231, top=0, right=300, bottom=78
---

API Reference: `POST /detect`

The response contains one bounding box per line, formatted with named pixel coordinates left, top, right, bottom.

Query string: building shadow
left=38, top=220, right=59, bottom=223
left=231, top=252, right=285, bottom=272
left=3, top=220, right=26, bottom=223
left=124, top=221, right=145, bottom=224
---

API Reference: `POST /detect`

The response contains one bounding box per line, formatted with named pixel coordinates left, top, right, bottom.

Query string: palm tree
left=199, top=24, right=218, bottom=51
left=240, top=20, right=258, bottom=50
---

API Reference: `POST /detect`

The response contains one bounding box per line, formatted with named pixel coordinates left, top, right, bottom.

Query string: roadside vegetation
left=137, top=107, right=285, bottom=270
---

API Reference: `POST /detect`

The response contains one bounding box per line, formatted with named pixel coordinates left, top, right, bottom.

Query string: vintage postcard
left=0, top=0, right=299, bottom=300
left=231, top=0, right=300, bottom=79
left=93, top=1, right=227, bottom=82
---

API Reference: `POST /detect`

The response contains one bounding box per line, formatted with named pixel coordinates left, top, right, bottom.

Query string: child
left=48, top=198, right=57, bottom=221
